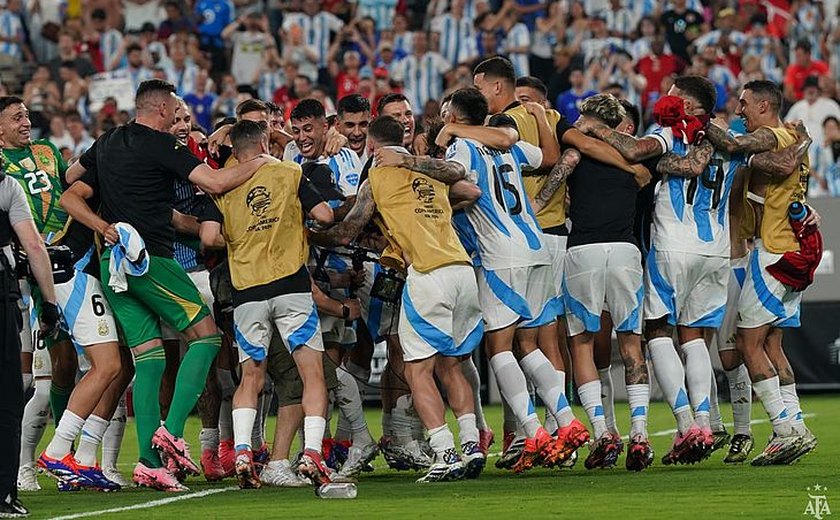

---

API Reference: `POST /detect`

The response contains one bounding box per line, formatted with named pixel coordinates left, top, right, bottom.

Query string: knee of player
left=643, top=318, right=672, bottom=340
left=240, top=361, right=266, bottom=393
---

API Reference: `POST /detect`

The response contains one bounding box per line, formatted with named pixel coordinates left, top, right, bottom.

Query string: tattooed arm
left=373, top=147, right=467, bottom=185
left=533, top=149, right=581, bottom=213
left=749, top=136, right=811, bottom=179
left=312, top=181, right=377, bottom=247
left=657, top=140, right=714, bottom=177
left=705, top=124, right=778, bottom=154
left=578, top=118, right=664, bottom=162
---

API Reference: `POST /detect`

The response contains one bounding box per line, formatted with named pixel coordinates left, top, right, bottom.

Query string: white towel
left=108, top=223, right=149, bottom=293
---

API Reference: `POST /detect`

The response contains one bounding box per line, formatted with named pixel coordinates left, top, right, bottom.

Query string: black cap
left=302, top=162, right=345, bottom=202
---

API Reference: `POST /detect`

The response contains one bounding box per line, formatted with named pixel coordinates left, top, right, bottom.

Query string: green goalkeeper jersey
left=2, top=140, right=70, bottom=244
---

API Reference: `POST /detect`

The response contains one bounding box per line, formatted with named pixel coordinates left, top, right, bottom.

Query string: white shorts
left=32, top=343, right=52, bottom=378
left=321, top=314, right=357, bottom=345
left=738, top=240, right=803, bottom=329
left=563, top=243, right=644, bottom=336
left=477, top=263, right=557, bottom=331
left=56, top=271, right=119, bottom=349
left=399, top=264, right=483, bottom=362
left=543, top=234, right=568, bottom=317
left=162, top=269, right=215, bottom=341
left=643, top=247, right=729, bottom=328
left=357, top=261, right=398, bottom=342
left=233, top=292, right=324, bottom=363
left=714, top=255, right=749, bottom=352
left=19, top=279, right=34, bottom=354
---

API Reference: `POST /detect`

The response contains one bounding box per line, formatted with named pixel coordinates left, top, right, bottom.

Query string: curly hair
left=579, top=94, right=626, bottom=129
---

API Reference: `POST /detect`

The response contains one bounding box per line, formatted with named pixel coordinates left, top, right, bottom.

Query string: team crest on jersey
left=412, top=178, right=436, bottom=204
left=246, top=186, right=272, bottom=218
left=20, top=157, right=36, bottom=171
left=97, top=319, right=110, bottom=337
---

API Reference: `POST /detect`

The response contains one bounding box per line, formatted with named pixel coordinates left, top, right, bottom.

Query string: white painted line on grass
left=486, top=413, right=816, bottom=458
left=48, top=486, right=238, bottom=520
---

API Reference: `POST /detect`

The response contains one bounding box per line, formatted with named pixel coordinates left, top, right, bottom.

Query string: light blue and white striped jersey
left=0, top=10, right=23, bottom=60
left=708, top=65, right=738, bottom=95
left=504, top=23, right=531, bottom=78
left=282, top=142, right=362, bottom=198
left=625, top=0, right=658, bottom=20
left=282, top=12, right=344, bottom=68
left=258, top=69, right=284, bottom=103
left=112, top=65, right=154, bottom=92
left=391, top=52, right=451, bottom=112
left=100, top=29, right=126, bottom=71
left=165, top=63, right=201, bottom=96
left=693, top=30, right=747, bottom=51
left=648, top=125, right=746, bottom=258
left=431, top=13, right=478, bottom=67
left=605, top=8, right=637, bottom=37
left=355, top=0, right=399, bottom=31
left=446, top=138, right=550, bottom=270
left=392, top=31, right=414, bottom=58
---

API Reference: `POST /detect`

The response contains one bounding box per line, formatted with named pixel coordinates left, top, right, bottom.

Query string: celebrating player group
left=1, top=54, right=823, bottom=495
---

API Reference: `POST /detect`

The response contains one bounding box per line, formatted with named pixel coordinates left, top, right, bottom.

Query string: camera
left=371, top=268, right=405, bottom=304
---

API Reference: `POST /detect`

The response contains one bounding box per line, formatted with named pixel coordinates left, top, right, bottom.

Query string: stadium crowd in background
left=0, top=0, right=831, bottom=517
left=0, top=0, right=839, bottom=194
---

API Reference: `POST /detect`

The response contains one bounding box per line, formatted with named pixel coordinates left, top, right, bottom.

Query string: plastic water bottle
left=789, top=201, right=807, bottom=221
left=315, top=483, right=357, bottom=499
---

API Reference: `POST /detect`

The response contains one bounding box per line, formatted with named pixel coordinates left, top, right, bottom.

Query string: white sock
left=391, top=395, right=414, bottom=444
left=75, top=415, right=109, bottom=466
left=382, top=411, right=394, bottom=438
left=519, top=349, right=574, bottom=428
left=345, top=360, right=370, bottom=404
left=709, top=371, right=724, bottom=431
left=45, top=410, right=86, bottom=459
left=502, top=398, right=518, bottom=435
left=19, top=379, right=50, bottom=466
left=577, top=380, right=607, bottom=439
left=648, top=337, right=693, bottom=433
left=626, top=384, right=650, bottom=439
left=200, top=428, right=220, bottom=452
left=217, top=369, right=235, bottom=441
left=251, top=393, right=267, bottom=449
left=456, top=413, right=480, bottom=446
left=428, top=424, right=456, bottom=458
left=780, top=383, right=805, bottom=434
left=102, top=393, right=126, bottom=469
left=303, top=416, right=327, bottom=453
left=752, top=376, right=792, bottom=436
left=490, top=351, right=540, bottom=437
left=726, top=364, right=752, bottom=436
left=460, top=358, right=488, bottom=430
left=232, top=407, right=257, bottom=451
left=680, top=338, right=713, bottom=429
left=411, top=413, right=425, bottom=442
left=336, top=366, right=372, bottom=445
left=598, top=367, right=618, bottom=434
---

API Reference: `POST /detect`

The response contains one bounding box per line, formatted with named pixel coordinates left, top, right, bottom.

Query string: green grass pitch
left=20, top=396, right=838, bottom=519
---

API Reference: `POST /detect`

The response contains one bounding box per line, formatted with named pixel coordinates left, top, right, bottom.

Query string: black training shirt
left=80, top=122, right=204, bottom=257
left=567, top=154, right=639, bottom=248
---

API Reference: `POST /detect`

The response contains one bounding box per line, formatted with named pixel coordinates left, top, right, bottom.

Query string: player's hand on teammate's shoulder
left=785, top=120, right=810, bottom=142
left=574, top=115, right=598, bottom=134
left=632, top=163, right=652, bottom=188
left=374, top=147, right=408, bottom=168
left=435, top=124, right=455, bottom=147
left=523, top=101, right=546, bottom=119
left=324, top=127, right=349, bottom=156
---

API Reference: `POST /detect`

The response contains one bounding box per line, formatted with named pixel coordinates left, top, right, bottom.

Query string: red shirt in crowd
left=336, top=71, right=361, bottom=101
left=785, top=60, right=830, bottom=100
left=636, top=53, right=684, bottom=109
